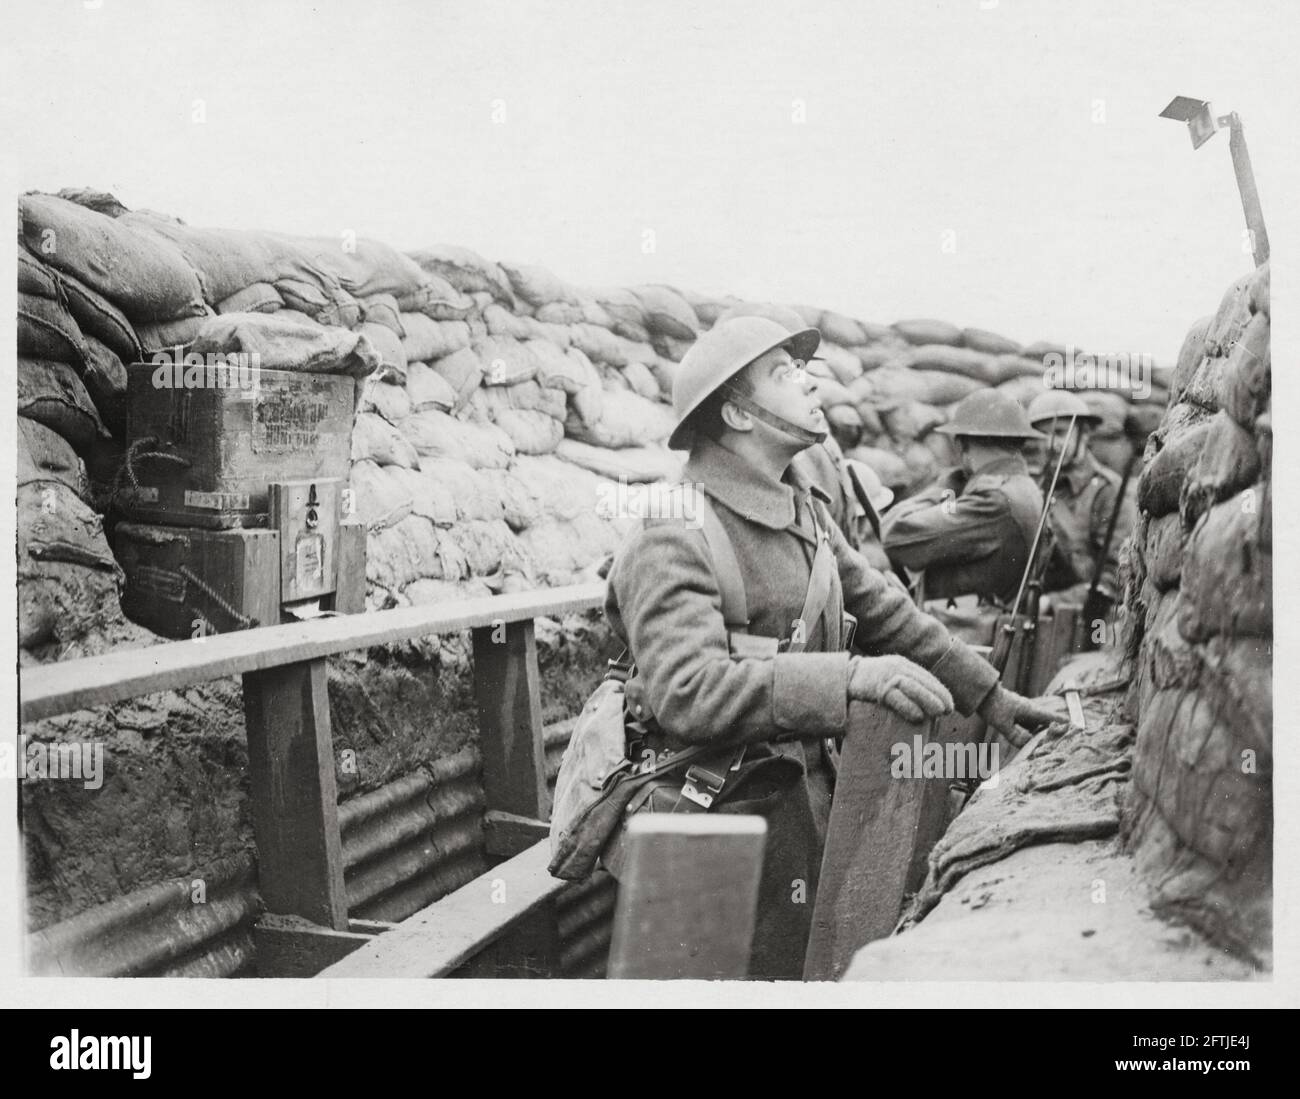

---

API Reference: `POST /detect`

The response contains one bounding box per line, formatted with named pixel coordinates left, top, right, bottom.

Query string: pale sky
left=5, top=0, right=1296, bottom=365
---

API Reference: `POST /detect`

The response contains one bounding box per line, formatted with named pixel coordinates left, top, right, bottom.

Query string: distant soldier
left=882, top=389, right=1046, bottom=607
left=1025, top=390, right=1137, bottom=624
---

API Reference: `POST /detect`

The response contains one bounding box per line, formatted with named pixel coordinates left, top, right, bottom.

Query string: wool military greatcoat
left=605, top=436, right=1000, bottom=979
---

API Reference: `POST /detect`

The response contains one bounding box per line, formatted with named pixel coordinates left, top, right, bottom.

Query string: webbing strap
left=697, top=495, right=749, bottom=630
left=788, top=527, right=835, bottom=655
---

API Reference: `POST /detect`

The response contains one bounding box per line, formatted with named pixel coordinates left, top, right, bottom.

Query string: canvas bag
left=547, top=495, right=841, bottom=881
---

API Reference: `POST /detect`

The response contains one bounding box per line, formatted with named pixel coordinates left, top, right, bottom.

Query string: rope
left=178, top=564, right=257, bottom=630
left=108, top=436, right=192, bottom=508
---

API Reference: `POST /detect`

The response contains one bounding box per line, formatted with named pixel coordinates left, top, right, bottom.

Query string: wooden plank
left=484, top=810, right=551, bottom=860
left=21, top=581, right=606, bottom=722
left=333, top=518, right=367, bottom=615
left=607, top=815, right=767, bottom=980
left=317, top=841, right=567, bottom=978
left=452, top=902, right=562, bottom=979
left=243, top=658, right=349, bottom=930
left=254, top=914, right=377, bottom=977
left=804, top=703, right=939, bottom=981
left=901, top=711, right=987, bottom=896
left=472, top=619, right=548, bottom=820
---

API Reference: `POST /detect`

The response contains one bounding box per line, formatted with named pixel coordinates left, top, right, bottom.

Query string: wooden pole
left=608, top=815, right=767, bottom=980
left=242, top=657, right=349, bottom=930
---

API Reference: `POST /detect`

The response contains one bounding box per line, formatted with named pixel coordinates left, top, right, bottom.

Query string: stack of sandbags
left=1119, top=261, right=1270, bottom=964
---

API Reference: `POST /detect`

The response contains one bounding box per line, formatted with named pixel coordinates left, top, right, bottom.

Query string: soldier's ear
left=720, top=399, right=753, bottom=434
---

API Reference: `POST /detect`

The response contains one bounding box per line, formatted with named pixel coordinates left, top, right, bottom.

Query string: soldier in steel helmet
left=1025, top=389, right=1137, bottom=624
left=881, top=389, right=1046, bottom=607
left=603, top=316, right=1059, bottom=979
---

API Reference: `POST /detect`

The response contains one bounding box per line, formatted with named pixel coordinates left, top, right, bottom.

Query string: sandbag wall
left=17, top=187, right=1171, bottom=975
left=1119, top=261, right=1271, bottom=964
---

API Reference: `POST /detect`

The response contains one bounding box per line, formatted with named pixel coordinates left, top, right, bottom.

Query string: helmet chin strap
left=721, top=386, right=827, bottom=447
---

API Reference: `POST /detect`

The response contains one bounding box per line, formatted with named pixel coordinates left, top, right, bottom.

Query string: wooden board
left=242, top=657, right=348, bottom=930
left=608, top=816, right=767, bottom=980
left=472, top=619, right=549, bottom=820
left=804, top=703, right=942, bottom=981
left=254, top=914, right=378, bottom=977
left=332, top=518, right=367, bottom=615
left=116, top=522, right=281, bottom=639
left=21, top=581, right=606, bottom=722
left=317, top=841, right=567, bottom=978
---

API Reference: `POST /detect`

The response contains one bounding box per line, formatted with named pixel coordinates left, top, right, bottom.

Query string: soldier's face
left=1029, top=421, right=1082, bottom=473
left=744, top=347, right=826, bottom=437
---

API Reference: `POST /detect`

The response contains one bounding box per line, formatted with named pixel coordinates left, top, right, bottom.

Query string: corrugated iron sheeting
left=26, top=853, right=260, bottom=977
left=557, top=871, right=616, bottom=978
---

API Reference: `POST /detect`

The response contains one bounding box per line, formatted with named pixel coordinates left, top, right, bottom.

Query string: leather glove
left=977, top=685, right=1062, bottom=748
left=848, top=655, right=954, bottom=723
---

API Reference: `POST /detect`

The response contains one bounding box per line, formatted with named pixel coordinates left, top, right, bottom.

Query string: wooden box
left=115, top=522, right=282, bottom=639
left=121, top=365, right=354, bottom=529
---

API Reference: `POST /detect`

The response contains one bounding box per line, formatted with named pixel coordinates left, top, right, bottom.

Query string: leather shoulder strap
left=697, top=496, right=749, bottom=631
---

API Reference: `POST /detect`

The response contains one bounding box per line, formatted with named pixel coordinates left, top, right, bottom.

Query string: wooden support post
left=608, top=815, right=767, bottom=980
left=333, top=518, right=368, bottom=615
left=484, top=810, right=551, bottom=860
left=242, top=658, right=349, bottom=930
left=805, top=703, right=944, bottom=981
left=472, top=619, right=548, bottom=820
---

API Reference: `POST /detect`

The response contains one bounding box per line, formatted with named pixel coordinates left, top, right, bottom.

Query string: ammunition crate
left=121, top=365, right=354, bottom=529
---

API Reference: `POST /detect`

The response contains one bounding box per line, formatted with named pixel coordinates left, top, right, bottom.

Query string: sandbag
left=456, top=518, right=525, bottom=576
left=1146, top=513, right=1186, bottom=591
left=569, top=321, right=636, bottom=367
left=1125, top=404, right=1164, bottom=440
left=992, top=355, right=1046, bottom=384
left=18, top=293, right=88, bottom=366
left=652, top=333, right=695, bottom=364
left=135, top=312, right=212, bottom=355
left=594, top=287, right=651, bottom=341
left=822, top=405, right=863, bottom=449
left=1089, top=435, right=1135, bottom=477
left=483, top=303, right=539, bottom=341
left=882, top=399, right=945, bottom=442
left=470, top=379, right=567, bottom=420
left=902, top=441, right=938, bottom=487
left=1180, top=411, right=1261, bottom=527
left=18, top=359, right=110, bottom=453
left=817, top=311, right=867, bottom=347
left=1021, top=341, right=1068, bottom=362
left=192, top=313, right=380, bottom=378
left=621, top=359, right=662, bottom=401
left=854, top=345, right=897, bottom=371
left=1168, top=315, right=1213, bottom=406
left=46, top=264, right=145, bottom=364
left=909, top=369, right=983, bottom=405
left=18, top=418, right=86, bottom=496
left=398, top=271, right=476, bottom=321
left=81, top=336, right=129, bottom=434
left=898, top=344, right=999, bottom=385
left=400, top=314, right=471, bottom=364
left=692, top=296, right=744, bottom=327
left=401, top=410, right=516, bottom=470
left=563, top=387, right=675, bottom=449
left=491, top=410, right=563, bottom=455
left=1137, top=420, right=1213, bottom=517
left=576, top=295, right=616, bottom=329
left=844, top=445, right=910, bottom=489
left=554, top=438, right=682, bottom=484
left=817, top=343, right=862, bottom=385
left=489, top=455, right=602, bottom=531
left=808, top=368, right=854, bottom=409
left=474, top=336, right=540, bottom=386
left=1248, top=261, right=1270, bottom=319
left=851, top=366, right=930, bottom=406
left=358, top=375, right=414, bottom=423
left=385, top=464, right=458, bottom=526
left=1202, top=273, right=1254, bottom=358
left=406, top=361, right=458, bottom=413
left=1220, top=311, right=1270, bottom=427
left=1178, top=495, right=1270, bottom=642
left=351, top=412, right=420, bottom=469
left=357, top=321, right=407, bottom=384
left=404, top=577, right=495, bottom=605
left=1079, top=391, right=1130, bottom=437
left=22, top=194, right=207, bottom=321
left=274, top=277, right=360, bottom=328
left=120, top=209, right=348, bottom=309
left=17, top=247, right=61, bottom=298
left=18, top=481, right=123, bottom=650
left=279, top=234, right=433, bottom=302
left=633, top=285, right=699, bottom=340
left=407, top=245, right=516, bottom=305
left=425, top=347, right=482, bottom=414
left=366, top=515, right=446, bottom=590
left=349, top=459, right=414, bottom=531
left=501, top=262, right=574, bottom=308
left=217, top=282, right=284, bottom=315
left=892, top=318, right=963, bottom=347
left=962, top=327, right=1021, bottom=356
left=534, top=301, right=586, bottom=325
left=416, top=458, right=504, bottom=522
left=360, top=293, right=405, bottom=337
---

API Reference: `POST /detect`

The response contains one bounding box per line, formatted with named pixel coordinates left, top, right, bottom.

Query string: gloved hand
left=848, top=655, right=954, bottom=723
left=977, top=685, right=1062, bottom=748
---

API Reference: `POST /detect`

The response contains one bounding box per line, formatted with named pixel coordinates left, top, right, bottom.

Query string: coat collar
left=684, top=437, right=831, bottom=530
